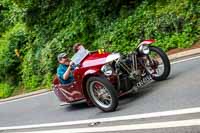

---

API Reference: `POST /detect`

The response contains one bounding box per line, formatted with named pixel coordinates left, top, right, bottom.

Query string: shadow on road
left=64, top=102, right=94, bottom=111
left=117, top=77, right=176, bottom=110
left=63, top=69, right=182, bottom=112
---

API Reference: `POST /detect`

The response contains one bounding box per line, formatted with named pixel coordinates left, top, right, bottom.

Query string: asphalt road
left=1, top=55, right=200, bottom=132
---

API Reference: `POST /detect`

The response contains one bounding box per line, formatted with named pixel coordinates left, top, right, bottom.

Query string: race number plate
left=136, top=75, right=153, bottom=88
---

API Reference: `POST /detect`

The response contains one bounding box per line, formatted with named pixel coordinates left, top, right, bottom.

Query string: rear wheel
left=148, top=46, right=171, bottom=81
left=86, top=76, right=118, bottom=112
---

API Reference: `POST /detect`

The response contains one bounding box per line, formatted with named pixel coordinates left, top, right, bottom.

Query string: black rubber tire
left=86, top=76, right=118, bottom=112
left=149, top=46, right=171, bottom=81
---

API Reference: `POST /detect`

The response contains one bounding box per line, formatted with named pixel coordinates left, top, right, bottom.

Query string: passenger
left=73, top=43, right=84, bottom=53
left=57, top=53, right=74, bottom=84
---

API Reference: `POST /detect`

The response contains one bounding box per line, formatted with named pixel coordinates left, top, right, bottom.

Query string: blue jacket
left=57, top=64, right=74, bottom=84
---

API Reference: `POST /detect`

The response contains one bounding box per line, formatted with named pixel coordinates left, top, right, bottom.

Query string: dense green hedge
left=0, top=0, right=199, bottom=98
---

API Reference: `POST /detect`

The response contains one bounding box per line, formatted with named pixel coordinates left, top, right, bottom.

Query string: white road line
left=0, top=55, right=200, bottom=105
left=1, top=107, right=200, bottom=131
left=16, top=119, right=200, bottom=133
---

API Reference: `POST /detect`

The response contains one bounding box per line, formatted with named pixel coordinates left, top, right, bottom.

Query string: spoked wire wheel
left=147, top=46, right=171, bottom=81
left=86, top=76, right=118, bottom=112
left=90, top=81, right=112, bottom=108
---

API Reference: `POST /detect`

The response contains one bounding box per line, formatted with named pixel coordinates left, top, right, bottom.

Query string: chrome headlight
left=139, top=45, right=150, bottom=55
left=101, top=64, right=113, bottom=76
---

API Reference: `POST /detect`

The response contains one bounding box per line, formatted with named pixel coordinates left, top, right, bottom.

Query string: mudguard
left=138, top=39, right=155, bottom=46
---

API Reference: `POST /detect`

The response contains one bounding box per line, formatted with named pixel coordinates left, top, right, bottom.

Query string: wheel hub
left=90, top=81, right=112, bottom=108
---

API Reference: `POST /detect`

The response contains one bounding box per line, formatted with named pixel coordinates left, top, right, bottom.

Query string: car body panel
left=53, top=77, right=85, bottom=103
left=81, top=52, right=110, bottom=67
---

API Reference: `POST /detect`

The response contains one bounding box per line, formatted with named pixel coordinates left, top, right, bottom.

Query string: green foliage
left=0, top=23, right=27, bottom=83
left=94, top=0, right=200, bottom=52
left=0, top=0, right=22, bottom=36
left=0, top=0, right=199, bottom=98
left=0, top=83, right=14, bottom=98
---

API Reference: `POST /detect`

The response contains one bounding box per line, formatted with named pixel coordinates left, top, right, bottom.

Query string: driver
left=57, top=53, right=74, bottom=84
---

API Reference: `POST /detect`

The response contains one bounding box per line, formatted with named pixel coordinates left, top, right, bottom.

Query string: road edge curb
left=0, top=89, right=51, bottom=102
left=168, top=48, right=200, bottom=61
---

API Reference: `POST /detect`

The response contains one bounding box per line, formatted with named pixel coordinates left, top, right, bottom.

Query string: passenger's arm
left=63, top=65, right=72, bottom=80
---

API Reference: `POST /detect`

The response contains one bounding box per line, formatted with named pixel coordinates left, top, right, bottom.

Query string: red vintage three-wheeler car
left=53, top=40, right=171, bottom=112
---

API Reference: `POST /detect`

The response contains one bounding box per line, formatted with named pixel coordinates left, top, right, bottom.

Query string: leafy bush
left=0, top=23, right=27, bottom=82
left=0, top=83, right=14, bottom=98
